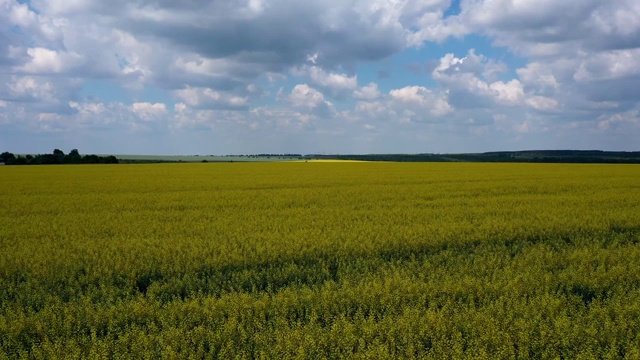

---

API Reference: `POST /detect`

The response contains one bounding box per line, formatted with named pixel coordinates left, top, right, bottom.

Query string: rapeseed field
left=1, top=163, right=639, bottom=358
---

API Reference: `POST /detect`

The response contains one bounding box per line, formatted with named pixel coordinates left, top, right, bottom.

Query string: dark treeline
left=229, top=154, right=303, bottom=157
left=310, top=150, right=640, bottom=164
left=3, top=149, right=639, bottom=165
left=0, top=149, right=118, bottom=165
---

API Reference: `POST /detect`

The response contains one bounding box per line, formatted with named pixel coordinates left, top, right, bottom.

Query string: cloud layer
left=1, top=0, right=638, bottom=153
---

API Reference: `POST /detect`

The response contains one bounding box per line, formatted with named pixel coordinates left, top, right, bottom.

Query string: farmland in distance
left=1, top=163, right=639, bottom=358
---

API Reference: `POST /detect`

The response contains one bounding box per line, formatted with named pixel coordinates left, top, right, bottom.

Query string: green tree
left=104, top=155, right=118, bottom=164
left=0, top=152, right=15, bottom=164
left=65, top=149, right=82, bottom=164
left=13, top=156, right=28, bottom=165
left=53, top=149, right=65, bottom=164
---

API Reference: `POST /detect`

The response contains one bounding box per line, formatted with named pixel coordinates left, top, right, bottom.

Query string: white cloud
left=289, top=84, right=331, bottom=109
left=1, top=0, right=639, bottom=154
left=398, top=0, right=468, bottom=44
left=172, top=106, right=216, bottom=130
left=489, top=80, right=524, bottom=105
left=8, top=76, right=54, bottom=100
left=174, top=55, right=256, bottom=80
left=353, top=82, right=381, bottom=101
left=174, top=87, right=249, bottom=109
left=69, top=101, right=106, bottom=117
left=37, top=113, right=61, bottom=122
left=516, top=62, right=559, bottom=92
left=423, top=0, right=640, bottom=58
left=355, top=101, right=391, bottom=118
left=434, top=53, right=467, bottom=73
left=407, top=13, right=468, bottom=45
left=433, top=51, right=525, bottom=106
left=598, top=110, right=640, bottom=130
left=17, top=48, right=83, bottom=74
left=171, top=103, right=319, bottom=133
left=286, top=84, right=336, bottom=119
left=131, top=102, right=167, bottom=120
left=309, top=67, right=357, bottom=91
left=526, top=96, right=559, bottom=111
left=574, top=49, right=640, bottom=82
left=65, top=100, right=171, bottom=131
left=375, top=85, right=453, bottom=119
left=390, top=86, right=426, bottom=104
left=32, top=0, right=94, bottom=16
left=9, top=2, right=39, bottom=28
left=4, top=0, right=65, bottom=46
left=292, top=65, right=358, bottom=96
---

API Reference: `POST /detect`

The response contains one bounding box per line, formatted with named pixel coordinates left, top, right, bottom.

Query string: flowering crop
left=1, top=163, right=639, bottom=358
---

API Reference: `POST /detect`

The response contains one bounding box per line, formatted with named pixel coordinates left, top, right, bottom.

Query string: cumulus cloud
left=0, top=0, right=639, bottom=153
left=489, top=80, right=525, bottom=105
left=574, top=49, right=640, bottom=82
left=1, top=75, right=82, bottom=113
left=118, top=0, right=409, bottom=72
left=516, top=62, right=560, bottom=94
left=408, top=0, right=640, bottom=117
left=16, top=47, right=83, bottom=74
left=131, top=102, right=168, bottom=120
left=69, top=101, right=108, bottom=120
left=433, top=50, right=524, bottom=107
left=348, top=84, right=452, bottom=127
left=525, top=96, right=559, bottom=112
left=428, top=0, right=640, bottom=56
left=307, top=66, right=358, bottom=94
left=174, top=87, right=249, bottom=110
left=353, top=83, right=382, bottom=101
left=390, top=86, right=453, bottom=116
left=288, top=84, right=335, bottom=117
left=598, top=110, right=640, bottom=130
left=289, top=85, right=327, bottom=108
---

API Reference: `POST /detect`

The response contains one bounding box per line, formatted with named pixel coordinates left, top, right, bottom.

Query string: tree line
left=0, top=149, right=118, bottom=165
left=310, top=150, right=640, bottom=163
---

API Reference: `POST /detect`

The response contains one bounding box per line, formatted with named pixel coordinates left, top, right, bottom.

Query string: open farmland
left=114, top=155, right=304, bottom=163
left=1, top=163, right=640, bottom=358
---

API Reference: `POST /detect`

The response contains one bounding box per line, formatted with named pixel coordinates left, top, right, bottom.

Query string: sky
left=1, top=0, right=639, bottom=155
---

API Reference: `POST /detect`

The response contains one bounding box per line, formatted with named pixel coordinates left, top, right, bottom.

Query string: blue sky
left=1, top=0, right=639, bottom=155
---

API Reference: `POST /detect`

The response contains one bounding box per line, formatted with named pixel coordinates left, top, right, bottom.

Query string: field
left=114, top=155, right=303, bottom=162
left=1, top=162, right=640, bottom=359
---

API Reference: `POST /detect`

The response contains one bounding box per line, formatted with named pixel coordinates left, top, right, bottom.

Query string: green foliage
left=0, top=163, right=639, bottom=358
left=311, top=150, right=640, bottom=163
left=0, top=149, right=118, bottom=165
left=0, top=152, right=15, bottom=164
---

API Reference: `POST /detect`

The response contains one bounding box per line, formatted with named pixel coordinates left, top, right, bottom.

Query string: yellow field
left=291, top=159, right=370, bottom=162
left=1, top=163, right=639, bottom=358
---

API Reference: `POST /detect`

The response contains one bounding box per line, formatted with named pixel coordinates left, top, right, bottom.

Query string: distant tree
left=65, top=149, right=82, bottom=164
left=1, top=149, right=119, bottom=165
left=35, top=154, right=56, bottom=164
left=104, top=156, right=118, bottom=164
left=53, top=149, right=65, bottom=164
left=82, top=154, right=100, bottom=164
left=13, top=156, right=28, bottom=165
left=0, top=152, right=15, bottom=164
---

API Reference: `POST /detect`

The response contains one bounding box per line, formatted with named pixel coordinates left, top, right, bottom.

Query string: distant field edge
left=16, top=150, right=634, bottom=164
left=307, top=150, right=640, bottom=164
left=113, top=155, right=305, bottom=163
